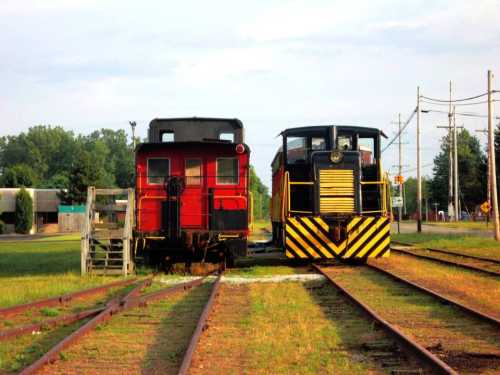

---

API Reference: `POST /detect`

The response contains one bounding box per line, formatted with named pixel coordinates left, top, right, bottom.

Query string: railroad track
left=315, top=264, right=500, bottom=374
left=314, top=264, right=458, bottom=375
left=0, top=274, right=217, bottom=374
left=178, top=271, right=223, bottom=375
left=391, top=246, right=500, bottom=277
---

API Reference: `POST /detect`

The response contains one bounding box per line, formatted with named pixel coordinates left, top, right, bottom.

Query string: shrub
left=0, top=220, right=5, bottom=234
left=15, top=188, right=33, bottom=234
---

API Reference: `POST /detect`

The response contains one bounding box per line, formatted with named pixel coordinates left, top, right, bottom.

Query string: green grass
left=36, top=233, right=81, bottom=241
left=393, top=233, right=500, bottom=260
left=0, top=239, right=123, bottom=308
left=427, top=221, right=491, bottom=231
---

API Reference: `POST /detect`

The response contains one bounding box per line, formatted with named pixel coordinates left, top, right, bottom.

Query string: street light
left=129, top=121, right=137, bottom=149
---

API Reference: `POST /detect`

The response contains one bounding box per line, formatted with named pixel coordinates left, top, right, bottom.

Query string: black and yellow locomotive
left=271, top=125, right=391, bottom=260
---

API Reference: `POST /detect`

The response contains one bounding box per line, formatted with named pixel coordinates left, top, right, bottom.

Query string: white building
left=0, top=188, right=60, bottom=234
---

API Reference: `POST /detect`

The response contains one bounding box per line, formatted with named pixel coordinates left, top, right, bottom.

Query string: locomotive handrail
left=285, top=172, right=314, bottom=215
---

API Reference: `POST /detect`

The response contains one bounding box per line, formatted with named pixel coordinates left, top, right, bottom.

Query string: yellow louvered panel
left=319, top=169, right=355, bottom=213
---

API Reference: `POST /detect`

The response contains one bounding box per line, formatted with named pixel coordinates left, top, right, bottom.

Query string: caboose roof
left=148, top=117, right=244, bottom=143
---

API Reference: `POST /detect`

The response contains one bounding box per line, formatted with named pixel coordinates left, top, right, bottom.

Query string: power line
left=420, top=92, right=489, bottom=103
left=421, top=108, right=500, bottom=119
left=420, top=99, right=500, bottom=107
left=381, top=108, right=417, bottom=153
left=402, top=163, right=433, bottom=174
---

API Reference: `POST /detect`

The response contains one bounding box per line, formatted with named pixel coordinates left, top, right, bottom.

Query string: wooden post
left=417, top=86, right=422, bottom=232
left=81, top=186, right=94, bottom=275
left=487, top=70, right=500, bottom=240
left=453, top=107, right=460, bottom=221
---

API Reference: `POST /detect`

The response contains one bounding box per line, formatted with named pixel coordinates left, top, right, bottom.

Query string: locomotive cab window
left=286, top=136, right=307, bottom=164
left=337, top=135, right=352, bottom=151
left=216, top=158, right=238, bottom=185
left=185, top=159, right=202, bottom=185
left=312, top=137, right=326, bottom=151
left=359, top=137, right=375, bottom=166
left=147, top=158, right=170, bottom=185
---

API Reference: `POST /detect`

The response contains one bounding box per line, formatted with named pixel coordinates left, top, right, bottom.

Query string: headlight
left=330, top=150, right=343, bottom=163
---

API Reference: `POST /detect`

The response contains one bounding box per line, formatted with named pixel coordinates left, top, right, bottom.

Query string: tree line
left=0, top=125, right=270, bottom=220
left=398, top=126, right=495, bottom=218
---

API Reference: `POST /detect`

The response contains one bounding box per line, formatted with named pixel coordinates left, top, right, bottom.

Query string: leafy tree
left=400, top=177, right=430, bottom=218
left=1, top=164, right=39, bottom=187
left=429, top=129, right=487, bottom=212
left=15, top=188, right=33, bottom=234
left=59, top=150, right=103, bottom=204
left=249, top=166, right=270, bottom=220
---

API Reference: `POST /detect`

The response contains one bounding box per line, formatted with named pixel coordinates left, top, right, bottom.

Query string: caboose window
left=185, top=159, right=202, bottom=185
left=216, top=158, right=238, bottom=185
left=147, top=158, right=170, bottom=185
left=161, top=131, right=174, bottom=142
left=219, top=133, right=234, bottom=142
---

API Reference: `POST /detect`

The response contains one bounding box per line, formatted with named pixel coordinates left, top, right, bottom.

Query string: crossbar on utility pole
left=487, top=70, right=500, bottom=240
left=417, top=86, right=422, bottom=232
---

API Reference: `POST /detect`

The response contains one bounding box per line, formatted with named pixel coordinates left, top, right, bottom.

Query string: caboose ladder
left=81, top=187, right=135, bottom=276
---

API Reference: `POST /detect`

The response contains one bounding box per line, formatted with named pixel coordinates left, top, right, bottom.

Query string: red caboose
left=135, top=117, right=250, bottom=266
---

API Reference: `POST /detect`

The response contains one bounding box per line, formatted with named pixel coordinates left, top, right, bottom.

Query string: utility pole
left=448, top=81, right=455, bottom=221
left=487, top=70, right=500, bottom=240
left=476, top=128, right=490, bottom=226
left=417, top=86, right=422, bottom=232
left=398, top=113, right=403, bottom=233
left=129, top=121, right=137, bottom=149
left=453, top=107, right=460, bottom=221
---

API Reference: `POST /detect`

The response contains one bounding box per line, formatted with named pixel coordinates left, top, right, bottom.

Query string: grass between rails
left=191, top=282, right=418, bottom=375
left=393, top=233, right=500, bottom=260
left=249, top=220, right=272, bottom=242
left=0, top=239, right=126, bottom=308
left=371, top=254, right=500, bottom=319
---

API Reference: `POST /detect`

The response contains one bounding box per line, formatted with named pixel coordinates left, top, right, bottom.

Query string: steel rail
left=391, top=247, right=500, bottom=277
left=0, top=278, right=137, bottom=318
left=178, top=273, right=223, bottom=375
left=367, top=263, right=500, bottom=326
left=0, top=307, right=104, bottom=342
left=313, top=264, right=458, bottom=375
left=392, top=241, right=500, bottom=265
left=16, top=275, right=212, bottom=375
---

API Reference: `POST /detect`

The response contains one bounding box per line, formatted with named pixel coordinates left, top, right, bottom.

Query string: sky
left=1, top=0, right=500, bottom=187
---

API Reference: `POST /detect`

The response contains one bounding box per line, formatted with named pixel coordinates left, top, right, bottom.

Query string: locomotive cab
left=271, top=125, right=391, bottom=260
left=135, top=118, right=250, bottom=267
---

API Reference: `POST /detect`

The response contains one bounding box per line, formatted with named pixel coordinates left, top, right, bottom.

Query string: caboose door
left=181, top=158, right=206, bottom=228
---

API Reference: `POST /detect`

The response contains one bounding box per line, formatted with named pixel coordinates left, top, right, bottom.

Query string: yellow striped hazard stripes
left=285, top=216, right=390, bottom=259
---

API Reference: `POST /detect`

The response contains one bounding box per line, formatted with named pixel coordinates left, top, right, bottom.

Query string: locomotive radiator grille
left=319, top=169, right=355, bottom=213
